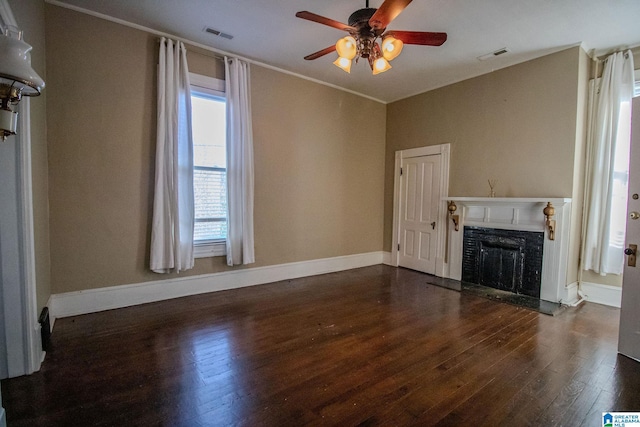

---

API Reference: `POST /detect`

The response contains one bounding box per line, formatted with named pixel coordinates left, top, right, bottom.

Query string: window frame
left=189, top=72, right=227, bottom=258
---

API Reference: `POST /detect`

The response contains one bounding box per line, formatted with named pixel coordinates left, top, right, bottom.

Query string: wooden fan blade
left=304, top=45, right=337, bottom=60
left=369, top=0, right=413, bottom=31
left=385, top=30, right=447, bottom=46
left=296, top=11, right=355, bottom=32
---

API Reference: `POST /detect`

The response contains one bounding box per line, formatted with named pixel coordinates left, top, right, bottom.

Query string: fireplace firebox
left=462, top=226, right=544, bottom=298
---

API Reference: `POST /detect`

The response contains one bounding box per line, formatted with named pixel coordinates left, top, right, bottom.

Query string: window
left=608, top=72, right=639, bottom=270
left=190, top=73, right=227, bottom=258
left=607, top=97, right=632, bottom=269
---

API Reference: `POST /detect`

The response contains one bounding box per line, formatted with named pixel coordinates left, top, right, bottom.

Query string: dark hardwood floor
left=2, top=265, right=639, bottom=426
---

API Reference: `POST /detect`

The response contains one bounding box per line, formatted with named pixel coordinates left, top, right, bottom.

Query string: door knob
left=625, top=244, right=637, bottom=267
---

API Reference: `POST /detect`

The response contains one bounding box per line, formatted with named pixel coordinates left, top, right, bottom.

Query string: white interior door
left=398, top=154, right=441, bottom=274
left=619, top=97, right=640, bottom=362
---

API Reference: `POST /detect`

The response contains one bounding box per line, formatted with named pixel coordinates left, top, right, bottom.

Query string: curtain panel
left=582, top=50, right=635, bottom=275
left=150, top=38, right=195, bottom=273
left=224, top=57, right=255, bottom=266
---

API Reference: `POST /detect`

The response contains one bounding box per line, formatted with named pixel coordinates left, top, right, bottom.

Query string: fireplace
left=462, top=226, right=544, bottom=298
left=445, top=197, right=575, bottom=304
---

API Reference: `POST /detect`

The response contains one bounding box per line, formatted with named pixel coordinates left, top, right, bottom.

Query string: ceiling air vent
left=477, top=47, right=510, bottom=61
left=204, top=27, right=233, bottom=40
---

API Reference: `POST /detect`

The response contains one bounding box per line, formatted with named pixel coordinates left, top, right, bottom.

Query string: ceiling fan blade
left=304, top=45, right=337, bottom=60
left=296, top=11, right=355, bottom=32
left=385, top=30, right=447, bottom=46
left=369, top=0, right=413, bottom=31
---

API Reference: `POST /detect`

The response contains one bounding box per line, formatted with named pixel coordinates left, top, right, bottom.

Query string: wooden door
left=619, top=97, right=640, bottom=362
left=398, top=154, right=441, bottom=274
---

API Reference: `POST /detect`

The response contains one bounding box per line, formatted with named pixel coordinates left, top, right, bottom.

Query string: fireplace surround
left=445, top=198, right=574, bottom=304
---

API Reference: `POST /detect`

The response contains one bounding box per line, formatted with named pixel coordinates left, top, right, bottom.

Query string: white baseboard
left=580, top=281, right=622, bottom=308
left=382, top=251, right=393, bottom=266
left=50, top=251, right=384, bottom=319
left=559, top=281, right=580, bottom=306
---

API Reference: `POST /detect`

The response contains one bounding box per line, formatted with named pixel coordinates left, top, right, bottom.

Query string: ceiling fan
left=295, top=0, right=447, bottom=75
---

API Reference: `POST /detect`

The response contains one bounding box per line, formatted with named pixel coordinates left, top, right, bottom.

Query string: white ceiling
left=48, top=0, right=640, bottom=103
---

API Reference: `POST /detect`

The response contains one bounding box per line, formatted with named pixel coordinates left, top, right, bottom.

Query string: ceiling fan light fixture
left=296, top=0, right=448, bottom=76
left=333, top=56, right=352, bottom=73
left=372, top=57, right=391, bottom=75
left=335, top=36, right=357, bottom=60
left=381, top=35, right=403, bottom=61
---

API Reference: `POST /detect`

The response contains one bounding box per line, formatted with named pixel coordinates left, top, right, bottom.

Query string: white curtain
left=582, top=50, right=634, bottom=275
left=225, top=57, right=255, bottom=266
left=150, top=38, right=195, bottom=273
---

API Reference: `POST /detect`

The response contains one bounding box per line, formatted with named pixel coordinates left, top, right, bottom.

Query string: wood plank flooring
left=2, top=265, right=639, bottom=426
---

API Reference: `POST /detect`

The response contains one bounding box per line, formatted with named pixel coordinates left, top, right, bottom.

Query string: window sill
left=194, top=240, right=226, bottom=258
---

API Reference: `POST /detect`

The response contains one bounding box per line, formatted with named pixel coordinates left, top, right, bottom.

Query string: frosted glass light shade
left=381, top=36, right=403, bottom=61
left=335, top=36, right=357, bottom=60
left=372, top=57, right=391, bottom=75
left=333, top=57, right=352, bottom=73
left=0, top=30, right=45, bottom=97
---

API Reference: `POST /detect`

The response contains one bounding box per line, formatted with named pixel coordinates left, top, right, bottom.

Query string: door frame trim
left=391, top=144, right=450, bottom=277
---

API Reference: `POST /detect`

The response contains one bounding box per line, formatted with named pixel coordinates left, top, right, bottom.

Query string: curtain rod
left=588, top=47, right=638, bottom=81
left=591, top=46, right=636, bottom=63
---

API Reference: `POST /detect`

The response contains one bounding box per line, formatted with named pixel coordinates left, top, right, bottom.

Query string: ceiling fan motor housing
left=348, top=8, right=380, bottom=58
left=348, top=8, right=376, bottom=27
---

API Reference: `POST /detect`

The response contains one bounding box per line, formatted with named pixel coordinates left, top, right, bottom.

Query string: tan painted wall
left=186, top=47, right=224, bottom=79
left=384, top=47, right=584, bottom=254
left=45, top=5, right=386, bottom=294
left=9, top=0, right=51, bottom=312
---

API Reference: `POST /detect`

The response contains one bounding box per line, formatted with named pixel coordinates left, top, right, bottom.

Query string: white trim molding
left=18, top=97, right=43, bottom=374
left=560, top=281, right=580, bottom=306
left=580, top=281, right=622, bottom=308
left=382, top=251, right=393, bottom=266
left=49, top=252, right=385, bottom=319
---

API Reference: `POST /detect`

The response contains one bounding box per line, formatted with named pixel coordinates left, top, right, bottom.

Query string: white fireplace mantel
left=444, top=197, right=574, bottom=304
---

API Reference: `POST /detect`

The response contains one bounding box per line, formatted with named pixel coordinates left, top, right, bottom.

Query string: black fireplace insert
left=462, top=226, right=544, bottom=298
